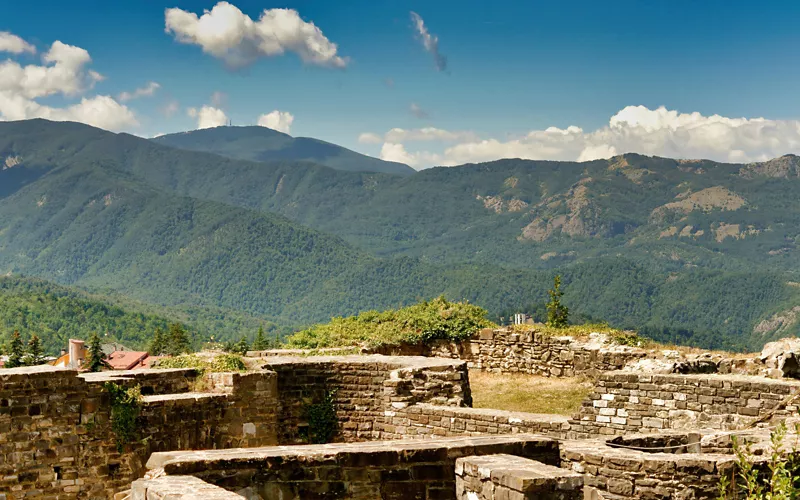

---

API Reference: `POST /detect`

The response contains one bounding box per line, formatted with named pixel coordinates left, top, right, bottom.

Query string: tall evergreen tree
left=86, top=332, right=110, bottom=372
left=252, top=326, right=268, bottom=351
left=25, top=334, right=44, bottom=366
left=546, top=275, right=569, bottom=328
left=5, top=331, right=24, bottom=368
left=233, top=336, right=250, bottom=355
left=149, top=327, right=167, bottom=356
left=167, top=323, right=190, bottom=356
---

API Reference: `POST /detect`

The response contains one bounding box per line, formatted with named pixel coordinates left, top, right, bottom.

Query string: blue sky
left=3, top=0, right=800, bottom=168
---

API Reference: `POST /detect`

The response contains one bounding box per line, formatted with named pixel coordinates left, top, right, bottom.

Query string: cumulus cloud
left=187, top=105, right=228, bottom=129
left=380, top=143, right=420, bottom=166
left=118, top=81, right=160, bottom=101
left=0, top=35, right=137, bottom=131
left=0, top=31, right=36, bottom=54
left=358, top=132, right=383, bottom=144
left=410, top=12, right=446, bottom=71
left=410, top=102, right=429, bottom=119
left=366, top=105, right=800, bottom=169
left=165, top=2, right=348, bottom=69
left=257, top=110, right=294, bottom=134
left=371, top=127, right=478, bottom=143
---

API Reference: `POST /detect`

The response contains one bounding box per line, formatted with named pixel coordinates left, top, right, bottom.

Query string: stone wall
left=0, top=365, right=279, bottom=500
left=369, top=328, right=646, bottom=378
left=559, top=439, right=737, bottom=499
left=455, top=454, right=584, bottom=500
left=380, top=403, right=572, bottom=440
left=142, top=434, right=560, bottom=500
left=570, top=371, right=800, bottom=436
left=261, top=355, right=471, bottom=443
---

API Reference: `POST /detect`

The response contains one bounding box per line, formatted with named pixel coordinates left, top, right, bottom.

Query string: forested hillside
left=2, top=119, right=800, bottom=351
left=153, top=126, right=415, bottom=176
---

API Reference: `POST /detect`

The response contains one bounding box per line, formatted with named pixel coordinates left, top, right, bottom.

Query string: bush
left=156, top=353, right=246, bottom=374
left=286, top=296, right=494, bottom=349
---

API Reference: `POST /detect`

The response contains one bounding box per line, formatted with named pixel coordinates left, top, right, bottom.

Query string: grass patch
left=286, top=297, right=494, bottom=349
left=469, top=370, right=592, bottom=416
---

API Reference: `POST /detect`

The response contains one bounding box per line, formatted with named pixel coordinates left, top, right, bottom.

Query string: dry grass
left=469, top=370, right=593, bottom=416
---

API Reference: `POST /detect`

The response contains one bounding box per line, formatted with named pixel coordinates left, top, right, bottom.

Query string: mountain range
left=1, top=118, right=799, bottom=352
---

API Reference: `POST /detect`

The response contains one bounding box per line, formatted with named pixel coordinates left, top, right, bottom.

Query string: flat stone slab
left=131, top=475, right=242, bottom=499
left=260, top=354, right=467, bottom=371
left=457, top=454, right=584, bottom=491
left=142, top=392, right=227, bottom=404
left=146, top=434, right=558, bottom=472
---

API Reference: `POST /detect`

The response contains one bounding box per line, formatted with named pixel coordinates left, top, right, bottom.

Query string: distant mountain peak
left=153, top=126, right=414, bottom=176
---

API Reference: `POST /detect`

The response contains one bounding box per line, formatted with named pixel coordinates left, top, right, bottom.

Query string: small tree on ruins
left=232, top=336, right=250, bottom=355
left=5, top=331, right=24, bottom=368
left=149, top=327, right=167, bottom=356
left=546, top=275, right=569, bottom=328
left=86, top=332, right=110, bottom=372
left=25, top=334, right=45, bottom=366
left=166, top=323, right=190, bottom=356
left=252, top=326, right=269, bottom=351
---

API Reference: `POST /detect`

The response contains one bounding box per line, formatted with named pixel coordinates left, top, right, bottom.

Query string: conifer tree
left=546, top=275, right=569, bottom=328
left=252, top=326, right=268, bottom=351
left=25, top=334, right=44, bottom=366
left=149, top=327, right=167, bottom=356
left=86, top=332, right=110, bottom=372
left=167, top=323, right=190, bottom=356
left=233, top=336, right=250, bottom=355
left=5, top=331, right=24, bottom=368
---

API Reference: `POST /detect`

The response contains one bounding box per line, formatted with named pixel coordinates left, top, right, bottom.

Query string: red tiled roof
left=106, top=351, right=150, bottom=370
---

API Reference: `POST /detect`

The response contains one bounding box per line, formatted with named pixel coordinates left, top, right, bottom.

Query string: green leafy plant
left=104, top=382, right=143, bottom=452
left=546, top=275, right=569, bottom=328
left=303, top=389, right=338, bottom=444
left=156, top=353, right=247, bottom=375
left=717, top=423, right=800, bottom=499
left=287, top=296, right=493, bottom=349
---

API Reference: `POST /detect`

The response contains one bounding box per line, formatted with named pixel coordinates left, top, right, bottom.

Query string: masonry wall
left=0, top=366, right=279, bottom=500
left=570, top=371, right=800, bottom=436
left=262, top=355, right=471, bottom=443
left=380, top=403, right=572, bottom=440
left=143, top=434, right=560, bottom=500
left=370, top=328, right=646, bottom=378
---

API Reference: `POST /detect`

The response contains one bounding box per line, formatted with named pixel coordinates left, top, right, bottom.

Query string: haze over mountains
left=2, top=118, right=800, bottom=351
left=153, top=126, right=415, bottom=176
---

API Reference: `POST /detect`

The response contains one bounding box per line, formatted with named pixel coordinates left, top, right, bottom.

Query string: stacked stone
left=570, top=371, right=800, bottom=437
left=381, top=404, right=571, bottom=440
left=262, top=355, right=471, bottom=444
left=455, top=454, right=583, bottom=500
left=142, top=434, right=560, bottom=500
left=0, top=366, right=280, bottom=499
left=559, top=439, right=738, bottom=499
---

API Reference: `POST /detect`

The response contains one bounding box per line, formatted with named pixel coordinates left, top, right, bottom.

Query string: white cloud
left=118, top=81, right=160, bottom=102
left=165, top=2, right=348, bottom=69
left=380, top=143, right=419, bottom=166
left=364, top=127, right=477, bottom=143
left=257, top=110, right=294, bottom=134
left=187, top=105, right=228, bottom=129
left=410, top=12, right=446, bottom=71
left=0, top=32, right=36, bottom=54
left=367, top=105, right=800, bottom=169
left=0, top=37, right=137, bottom=131
left=358, top=132, right=382, bottom=144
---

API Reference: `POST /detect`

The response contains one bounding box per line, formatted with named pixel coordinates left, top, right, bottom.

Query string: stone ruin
left=1, top=328, right=799, bottom=499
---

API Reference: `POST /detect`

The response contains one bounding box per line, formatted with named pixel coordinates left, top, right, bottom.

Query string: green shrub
left=718, top=422, right=800, bottom=499
left=104, top=382, right=143, bottom=452
left=303, top=389, right=338, bottom=444
left=156, top=353, right=246, bottom=374
left=286, top=296, right=494, bottom=349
